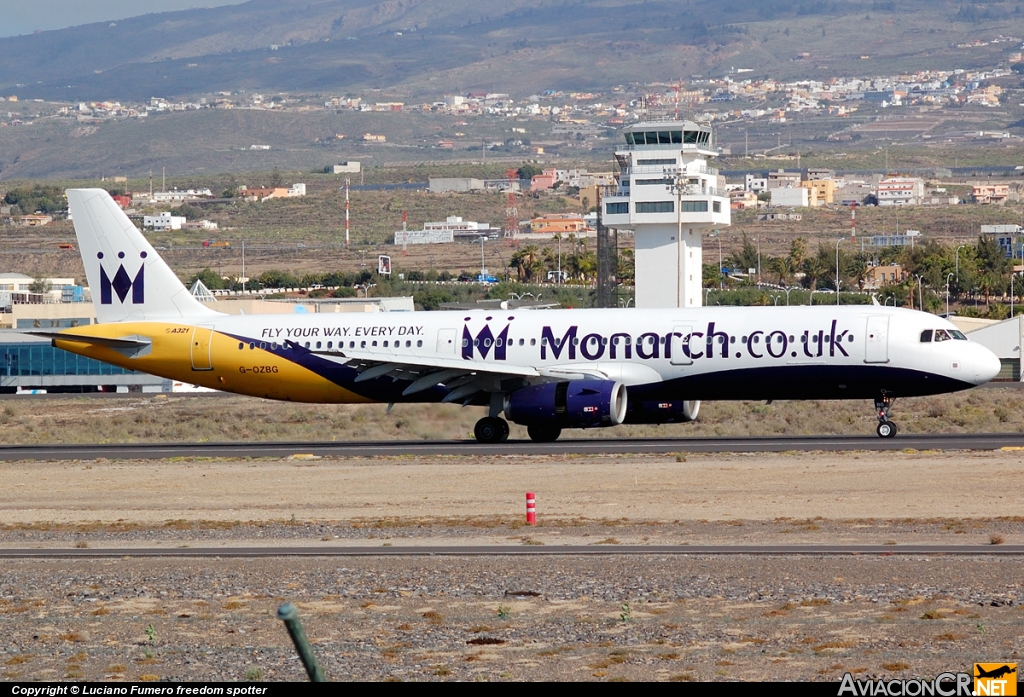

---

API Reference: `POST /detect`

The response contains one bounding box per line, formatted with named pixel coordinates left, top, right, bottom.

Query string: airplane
left=36, top=189, right=1001, bottom=443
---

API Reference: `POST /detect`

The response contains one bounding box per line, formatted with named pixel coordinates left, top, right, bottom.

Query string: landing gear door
left=191, top=325, right=215, bottom=371
left=436, top=328, right=457, bottom=355
left=671, top=325, right=694, bottom=366
left=864, top=315, right=890, bottom=364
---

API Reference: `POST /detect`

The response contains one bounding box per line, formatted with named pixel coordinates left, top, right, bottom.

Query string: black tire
left=499, top=419, right=510, bottom=443
left=876, top=421, right=897, bottom=438
left=474, top=417, right=507, bottom=444
left=527, top=424, right=562, bottom=442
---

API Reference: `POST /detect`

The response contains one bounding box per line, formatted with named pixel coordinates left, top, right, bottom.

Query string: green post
left=277, top=602, right=326, bottom=682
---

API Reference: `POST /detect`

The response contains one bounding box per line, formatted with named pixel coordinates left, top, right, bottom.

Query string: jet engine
left=625, top=400, right=701, bottom=424
left=505, top=380, right=628, bottom=429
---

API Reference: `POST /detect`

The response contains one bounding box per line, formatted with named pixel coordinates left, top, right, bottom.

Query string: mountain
left=1, top=0, right=1017, bottom=101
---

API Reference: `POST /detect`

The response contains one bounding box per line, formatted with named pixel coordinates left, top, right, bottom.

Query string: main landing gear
left=472, top=417, right=563, bottom=443
left=875, top=394, right=898, bottom=438
left=474, top=416, right=510, bottom=444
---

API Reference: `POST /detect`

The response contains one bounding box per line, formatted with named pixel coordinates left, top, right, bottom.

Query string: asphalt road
left=1, top=545, right=1022, bottom=558
left=1, top=433, right=1023, bottom=461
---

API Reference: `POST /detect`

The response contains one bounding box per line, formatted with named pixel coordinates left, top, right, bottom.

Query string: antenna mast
left=344, top=178, right=350, bottom=246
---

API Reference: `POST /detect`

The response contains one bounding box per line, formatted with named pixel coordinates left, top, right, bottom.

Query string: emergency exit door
left=191, top=326, right=215, bottom=371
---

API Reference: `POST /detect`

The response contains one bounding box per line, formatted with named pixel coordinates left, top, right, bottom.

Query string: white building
left=287, top=183, right=306, bottom=197
left=143, top=212, right=186, bottom=230
left=394, top=216, right=495, bottom=245
left=603, top=121, right=731, bottom=308
left=331, top=162, right=361, bottom=174
left=770, top=186, right=809, bottom=207
left=745, top=174, right=768, bottom=193
left=876, top=177, right=925, bottom=206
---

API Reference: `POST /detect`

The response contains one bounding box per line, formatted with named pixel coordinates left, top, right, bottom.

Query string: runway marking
left=2, top=433, right=1024, bottom=461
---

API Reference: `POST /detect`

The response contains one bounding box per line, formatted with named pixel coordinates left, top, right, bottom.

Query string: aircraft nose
left=973, top=345, right=1001, bottom=384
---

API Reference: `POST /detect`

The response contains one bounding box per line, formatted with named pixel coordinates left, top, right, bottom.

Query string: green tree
left=189, top=268, right=225, bottom=291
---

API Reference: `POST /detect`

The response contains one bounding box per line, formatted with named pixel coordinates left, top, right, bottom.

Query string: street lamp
left=834, top=238, right=843, bottom=306
left=945, top=273, right=954, bottom=317
left=784, top=286, right=797, bottom=305
left=770, top=294, right=781, bottom=306
left=1007, top=272, right=1015, bottom=317
left=913, top=274, right=924, bottom=312
left=665, top=168, right=687, bottom=308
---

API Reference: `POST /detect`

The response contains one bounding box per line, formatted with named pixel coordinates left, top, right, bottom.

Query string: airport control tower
left=603, top=121, right=731, bottom=308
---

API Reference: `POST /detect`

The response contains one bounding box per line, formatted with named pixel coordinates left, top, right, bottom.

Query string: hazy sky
left=0, top=1, right=247, bottom=37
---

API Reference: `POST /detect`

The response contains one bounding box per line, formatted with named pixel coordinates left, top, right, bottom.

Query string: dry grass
left=2, top=388, right=1024, bottom=446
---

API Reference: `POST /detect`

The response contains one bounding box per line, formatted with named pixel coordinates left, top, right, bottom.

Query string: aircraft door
left=864, top=315, right=890, bottom=364
left=191, top=325, right=215, bottom=371
left=436, top=328, right=457, bottom=355
left=670, top=325, right=694, bottom=366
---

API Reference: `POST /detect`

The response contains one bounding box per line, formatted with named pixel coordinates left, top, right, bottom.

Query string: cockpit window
left=920, top=330, right=933, bottom=343
left=934, top=329, right=952, bottom=342
left=950, top=330, right=967, bottom=340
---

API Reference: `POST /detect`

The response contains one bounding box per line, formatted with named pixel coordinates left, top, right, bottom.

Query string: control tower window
left=671, top=131, right=682, bottom=143
left=684, top=130, right=699, bottom=144
left=658, top=131, right=671, bottom=144
left=625, top=132, right=636, bottom=145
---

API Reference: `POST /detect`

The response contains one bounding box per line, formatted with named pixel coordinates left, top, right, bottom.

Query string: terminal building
left=602, top=121, right=731, bottom=308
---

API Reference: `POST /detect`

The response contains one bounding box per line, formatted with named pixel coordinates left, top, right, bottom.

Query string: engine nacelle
left=624, top=399, right=701, bottom=424
left=505, top=380, right=628, bottom=429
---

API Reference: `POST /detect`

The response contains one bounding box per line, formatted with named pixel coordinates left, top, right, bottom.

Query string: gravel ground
left=0, top=556, right=1021, bottom=682
left=0, top=450, right=1022, bottom=681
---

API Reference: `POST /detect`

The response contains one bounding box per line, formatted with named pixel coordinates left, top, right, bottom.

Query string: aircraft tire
left=527, top=424, right=562, bottom=443
left=474, top=417, right=508, bottom=444
left=876, top=421, right=898, bottom=438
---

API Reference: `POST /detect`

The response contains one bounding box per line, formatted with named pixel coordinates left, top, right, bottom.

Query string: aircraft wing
left=301, top=342, right=610, bottom=403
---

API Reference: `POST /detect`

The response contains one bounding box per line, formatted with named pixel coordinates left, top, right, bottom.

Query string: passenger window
left=260, top=342, right=266, bottom=349
left=372, top=341, right=378, bottom=347
left=360, top=341, right=366, bottom=348
left=406, top=340, right=411, bottom=348
left=327, top=341, right=333, bottom=349
left=238, top=342, right=244, bottom=350
left=304, top=342, right=310, bottom=348
left=383, top=340, right=388, bottom=347
left=530, top=338, right=536, bottom=346
left=316, top=341, right=321, bottom=349
left=462, top=338, right=469, bottom=347
left=519, top=338, right=525, bottom=346
left=350, top=341, right=355, bottom=349
left=417, top=340, right=423, bottom=347
left=920, top=330, right=932, bottom=343
left=250, top=342, right=256, bottom=350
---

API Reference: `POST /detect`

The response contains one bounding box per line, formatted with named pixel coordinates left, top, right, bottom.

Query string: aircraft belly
left=633, top=364, right=975, bottom=401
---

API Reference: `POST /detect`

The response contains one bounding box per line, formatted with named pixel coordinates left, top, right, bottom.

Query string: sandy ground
left=2, top=450, right=1023, bottom=682
left=0, top=450, right=1021, bottom=530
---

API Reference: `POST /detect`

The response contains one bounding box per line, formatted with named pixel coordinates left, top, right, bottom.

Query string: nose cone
left=973, top=345, right=1002, bottom=385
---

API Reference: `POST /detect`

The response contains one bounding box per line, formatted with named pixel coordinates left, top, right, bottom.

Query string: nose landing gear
left=875, top=394, right=898, bottom=438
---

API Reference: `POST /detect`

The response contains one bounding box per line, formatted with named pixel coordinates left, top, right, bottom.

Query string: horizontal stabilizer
left=29, top=331, right=152, bottom=349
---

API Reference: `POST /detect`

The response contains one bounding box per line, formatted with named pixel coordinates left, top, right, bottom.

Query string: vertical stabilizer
left=67, top=189, right=223, bottom=323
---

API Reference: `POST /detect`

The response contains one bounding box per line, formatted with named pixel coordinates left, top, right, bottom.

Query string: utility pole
left=344, top=179, right=350, bottom=247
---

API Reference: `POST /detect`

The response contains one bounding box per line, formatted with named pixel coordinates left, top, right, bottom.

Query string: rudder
left=67, top=189, right=222, bottom=323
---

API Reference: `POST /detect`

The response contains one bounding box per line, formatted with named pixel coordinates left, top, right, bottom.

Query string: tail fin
left=67, top=189, right=223, bottom=323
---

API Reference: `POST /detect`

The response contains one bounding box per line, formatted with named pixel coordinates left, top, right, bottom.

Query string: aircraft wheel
left=876, top=421, right=898, bottom=438
left=474, top=417, right=508, bottom=444
left=527, top=424, right=562, bottom=443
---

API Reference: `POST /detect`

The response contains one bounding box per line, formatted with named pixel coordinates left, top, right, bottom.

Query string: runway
left=1, top=432, right=1023, bottom=460
left=2, top=544, right=1023, bottom=558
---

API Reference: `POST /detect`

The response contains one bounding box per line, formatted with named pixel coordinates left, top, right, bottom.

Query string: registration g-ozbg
left=239, top=365, right=278, bottom=374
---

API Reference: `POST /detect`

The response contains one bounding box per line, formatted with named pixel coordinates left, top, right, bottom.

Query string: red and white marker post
left=526, top=492, right=536, bottom=526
